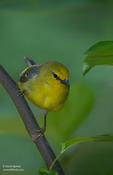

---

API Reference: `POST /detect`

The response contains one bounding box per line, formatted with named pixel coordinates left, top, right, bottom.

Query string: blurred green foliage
left=0, top=1, right=113, bottom=175
left=47, top=83, right=94, bottom=146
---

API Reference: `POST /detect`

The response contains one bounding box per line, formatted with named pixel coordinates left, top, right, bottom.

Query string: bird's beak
left=60, top=79, right=70, bottom=86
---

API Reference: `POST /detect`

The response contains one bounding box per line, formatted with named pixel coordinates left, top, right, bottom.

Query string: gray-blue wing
left=19, top=65, right=41, bottom=83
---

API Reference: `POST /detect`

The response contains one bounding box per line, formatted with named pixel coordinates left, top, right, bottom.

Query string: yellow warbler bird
left=19, top=57, right=70, bottom=136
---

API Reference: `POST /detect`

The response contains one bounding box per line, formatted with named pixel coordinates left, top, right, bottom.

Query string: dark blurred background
left=0, top=0, right=113, bottom=175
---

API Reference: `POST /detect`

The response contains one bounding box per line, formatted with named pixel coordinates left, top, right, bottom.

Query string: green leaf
left=86, top=41, right=113, bottom=56
left=50, top=135, right=113, bottom=170
left=61, top=135, right=113, bottom=153
left=83, top=41, right=113, bottom=75
left=39, top=168, right=58, bottom=175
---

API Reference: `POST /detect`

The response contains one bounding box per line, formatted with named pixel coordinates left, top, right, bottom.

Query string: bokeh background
left=0, top=0, right=113, bottom=175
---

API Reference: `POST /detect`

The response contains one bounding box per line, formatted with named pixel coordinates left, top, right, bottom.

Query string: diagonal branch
left=0, top=65, right=65, bottom=175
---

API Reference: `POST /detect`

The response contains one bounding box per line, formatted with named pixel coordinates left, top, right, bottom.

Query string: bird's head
left=41, top=61, right=70, bottom=87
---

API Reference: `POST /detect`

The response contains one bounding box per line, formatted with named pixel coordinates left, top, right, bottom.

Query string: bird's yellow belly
left=24, top=82, right=69, bottom=111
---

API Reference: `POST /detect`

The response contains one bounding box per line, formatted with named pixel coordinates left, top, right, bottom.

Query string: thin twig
left=0, top=65, right=65, bottom=175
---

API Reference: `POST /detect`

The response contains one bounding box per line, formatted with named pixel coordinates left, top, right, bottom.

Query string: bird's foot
left=17, top=89, right=25, bottom=96
left=31, top=128, right=45, bottom=141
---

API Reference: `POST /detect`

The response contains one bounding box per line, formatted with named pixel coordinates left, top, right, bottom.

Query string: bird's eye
left=52, top=72, right=59, bottom=80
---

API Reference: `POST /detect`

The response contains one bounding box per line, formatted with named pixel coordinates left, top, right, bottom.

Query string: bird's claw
left=17, top=89, right=24, bottom=97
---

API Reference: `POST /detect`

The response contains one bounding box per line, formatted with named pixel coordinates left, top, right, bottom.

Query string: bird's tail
left=24, top=57, right=37, bottom=66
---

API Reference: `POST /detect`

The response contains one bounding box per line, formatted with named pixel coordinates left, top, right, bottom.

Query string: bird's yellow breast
left=19, top=76, right=69, bottom=111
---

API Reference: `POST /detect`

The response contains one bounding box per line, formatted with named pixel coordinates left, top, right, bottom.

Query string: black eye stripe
left=52, top=72, right=69, bottom=86
left=52, top=72, right=60, bottom=80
